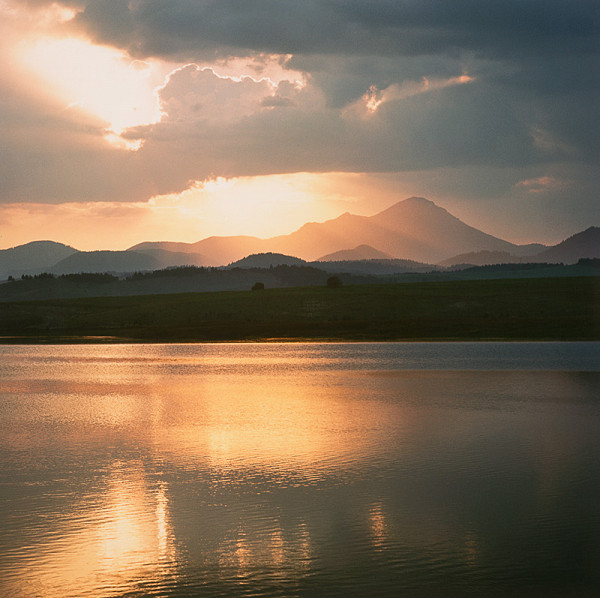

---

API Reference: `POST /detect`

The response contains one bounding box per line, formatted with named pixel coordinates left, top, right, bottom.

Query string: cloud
left=158, top=65, right=275, bottom=123
left=0, top=66, right=157, bottom=203
left=64, top=1, right=596, bottom=63
left=115, top=68, right=541, bottom=198
left=345, top=74, right=475, bottom=115
left=0, top=0, right=596, bottom=231
left=515, top=176, right=567, bottom=194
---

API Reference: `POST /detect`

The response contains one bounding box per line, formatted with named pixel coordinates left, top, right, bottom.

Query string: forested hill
left=0, top=265, right=369, bottom=302
left=0, top=260, right=599, bottom=302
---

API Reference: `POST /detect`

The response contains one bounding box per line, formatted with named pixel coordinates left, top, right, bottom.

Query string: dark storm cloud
left=66, top=1, right=596, bottom=61
left=67, top=0, right=600, bottom=161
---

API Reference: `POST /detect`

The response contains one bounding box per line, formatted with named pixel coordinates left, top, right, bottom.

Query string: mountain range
left=1, top=197, right=598, bottom=279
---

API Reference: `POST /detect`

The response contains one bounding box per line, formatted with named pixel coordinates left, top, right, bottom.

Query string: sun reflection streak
left=156, top=483, right=176, bottom=563
left=463, top=530, right=480, bottom=566
left=218, top=519, right=314, bottom=582
left=2, top=462, right=177, bottom=598
left=369, top=502, right=389, bottom=550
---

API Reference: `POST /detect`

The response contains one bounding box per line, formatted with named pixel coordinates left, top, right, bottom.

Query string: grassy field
left=0, top=276, right=598, bottom=342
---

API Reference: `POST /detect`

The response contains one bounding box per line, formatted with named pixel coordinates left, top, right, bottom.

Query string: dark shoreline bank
left=0, top=337, right=597, bottom=345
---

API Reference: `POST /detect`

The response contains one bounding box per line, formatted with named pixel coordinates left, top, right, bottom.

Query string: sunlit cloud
left=0, top=0, right=78, bottom=29
left=515, top=176, right=568, bottom=194
left=348, top=74, right=475, bottom=117
left=530, top=127, right=575, bottom=156
left=199, top=53, right=305, bottom=87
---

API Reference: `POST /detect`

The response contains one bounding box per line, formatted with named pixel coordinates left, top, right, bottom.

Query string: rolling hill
left=228, top=253, right=307, bottom=268
left=0, top=241, right=78, bottom=278
left=50, top=251, right=160, bottom=275
left=318, top=245, right=393, bottom=261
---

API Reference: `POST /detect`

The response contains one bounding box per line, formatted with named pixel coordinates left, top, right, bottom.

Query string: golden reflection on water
left=217, top=519, right=313, bottom=583
left=369, top=502, right=389, bottom=550
left=463, top=530, right=481, bottom=567
left=1, top=345, right=599, bottom=597
left=2, top=461, right=176, bottom=598
left=147, top=373, right=404, bottom=475
left=2, top=355, right=401, bottom=597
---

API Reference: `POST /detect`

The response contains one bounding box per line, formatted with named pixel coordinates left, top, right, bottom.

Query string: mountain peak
left=389, top=197, right=438, bottom=210
left=0, top=240, right=80, bottom=278
left=373, top=196, right=449, bottom=219
left=402, top=196, right=436, bottom=205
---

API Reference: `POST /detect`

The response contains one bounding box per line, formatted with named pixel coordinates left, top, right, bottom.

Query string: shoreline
left=1, top=336, right=598, bottom=345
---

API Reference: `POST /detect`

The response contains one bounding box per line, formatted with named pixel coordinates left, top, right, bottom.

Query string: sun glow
left=20, top=38, right=164, bottom=136
left=0, top=172, right=410, bottom=251
left=148, top=173, right=357, bottom=239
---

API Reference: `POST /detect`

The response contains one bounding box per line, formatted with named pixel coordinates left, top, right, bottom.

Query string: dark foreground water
left=0, top=342, right=599, bottom=597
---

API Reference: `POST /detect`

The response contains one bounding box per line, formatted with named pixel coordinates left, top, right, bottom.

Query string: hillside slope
left=0, top=241, right=78, bottom=278
left=534, top=227, right=600, bottom=264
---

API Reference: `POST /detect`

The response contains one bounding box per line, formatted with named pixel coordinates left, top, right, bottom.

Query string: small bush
left=252, top=282, right=265, bottom=291
left=326, top=276, right=342, bottom=288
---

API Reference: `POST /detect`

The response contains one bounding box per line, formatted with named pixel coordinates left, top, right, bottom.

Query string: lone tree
left=326, top=276, right=342, bottom=288
left=251, top=281, right=265, bottom=291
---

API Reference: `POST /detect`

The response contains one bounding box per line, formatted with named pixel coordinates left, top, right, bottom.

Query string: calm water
left=1, top=342, right=599, bottom=597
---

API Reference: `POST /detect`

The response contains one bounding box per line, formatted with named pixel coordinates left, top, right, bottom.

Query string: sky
left=0, top=0, right=598, bottom=250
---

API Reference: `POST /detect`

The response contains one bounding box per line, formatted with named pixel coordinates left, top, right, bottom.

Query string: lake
left=1, top=342, right=599, bottom=597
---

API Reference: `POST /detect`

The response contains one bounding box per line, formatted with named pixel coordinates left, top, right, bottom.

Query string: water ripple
left=1, top=344, right=599, bottom=597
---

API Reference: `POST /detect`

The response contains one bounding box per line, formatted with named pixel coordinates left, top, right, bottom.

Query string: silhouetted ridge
left=51, top=250, right=160, bottom=275
left=3, top=199, right=598, bottom=273
left=228, top=253, right=306, bottom=268
left=534, top=227, right=600, bottom=264
left=318, top=245, right=392, bottom=261
left=0, top=240, right=79, bottom=278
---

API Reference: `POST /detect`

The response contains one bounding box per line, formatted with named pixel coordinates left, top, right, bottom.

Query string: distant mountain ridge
left=129, top=197, right=549, bottom=265
left=129, top=248, right=208, bottom=268
left=440, top=227, right=600, bottom=267
left=535, top=227, right=600, bottom=264
left=1, top=198, right=598, bottom=278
